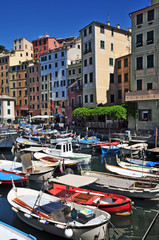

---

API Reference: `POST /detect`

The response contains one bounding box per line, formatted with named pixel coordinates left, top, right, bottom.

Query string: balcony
left=71, top=103, right=83, bottom=109
left=83, top=49, right=92, bottom=55
left=125, top=89, right=159, bottom=102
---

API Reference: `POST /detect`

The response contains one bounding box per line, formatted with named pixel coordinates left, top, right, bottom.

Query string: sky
left=1, top=0, right=151, bottom=50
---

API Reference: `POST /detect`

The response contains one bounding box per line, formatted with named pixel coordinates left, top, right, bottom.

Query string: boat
left=0, top=220, right=36, bottom=239
left=0, top=169, right=27, bottom=186
left=42, top=141, right=91, bottom=165
left=0, top=154, right=54, bottom=182
left=72, top=136, right=100, bottom=149
left=101, top=143, right=128, bottom=154
left=125, top=157, right=159, bottom=168
left=8, top=187, right=111, bottom=240
left=0, top=220, right=37, bottom=240
left=47, top=174, right=132, bottom=214
left=105, top=157, right=159, bottom=179
left=117, top=156, right=159, bottom=173
left=81, top=170, right=159, bottom=199
left=92, top=141, right=120, bottom=151
left=121, top=143, right=148, bottom=156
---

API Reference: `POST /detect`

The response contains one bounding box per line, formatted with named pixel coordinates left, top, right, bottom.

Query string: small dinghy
left=47, top=174, right=132, bottom=214
left=8, top=187, right=111, bottom=240
left=0, top=220, right=36, bottom=240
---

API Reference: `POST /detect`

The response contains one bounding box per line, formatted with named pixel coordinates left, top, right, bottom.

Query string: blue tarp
left=146, top=162, right=159, bottom=167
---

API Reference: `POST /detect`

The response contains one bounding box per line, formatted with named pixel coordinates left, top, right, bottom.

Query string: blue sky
left=1, top=0, right=150, bottom=50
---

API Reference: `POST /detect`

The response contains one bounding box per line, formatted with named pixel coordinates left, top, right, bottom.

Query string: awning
left=48, top=174, right=97, bottom=187
left=31, top=115, right=53, bottom=119
left=59, top=115, right=65, bottom=117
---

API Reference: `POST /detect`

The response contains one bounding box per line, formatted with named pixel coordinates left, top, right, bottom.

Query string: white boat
left=0, top=220, right=37, bottom=240
left=121, top=143, right=148, bottom=156
left=81, top=170, right=159, bottom=199
left=0, top=154, right=54, bottom=182
left=8, top=187, right=110, bottom=240
left=105, top=158, right=159, bottom=179
left=42, top=141, right=91, bottom=165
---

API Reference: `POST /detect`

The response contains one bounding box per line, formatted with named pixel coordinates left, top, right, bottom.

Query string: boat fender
left=24, top=213, right=32, bottom=219
left=12, top=207, right=18, bottom=213
left=64, top=227, right=73, bottom=238
left=39, top=219, right=49, bottom=224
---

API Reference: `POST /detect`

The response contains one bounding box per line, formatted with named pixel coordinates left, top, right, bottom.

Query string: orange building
left=9, top=62, right=29, bottom=117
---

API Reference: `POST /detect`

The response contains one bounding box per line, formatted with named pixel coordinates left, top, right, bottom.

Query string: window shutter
left=148, top=109, right=151, bottom=121
left=138, top=110, right=142, bottom=121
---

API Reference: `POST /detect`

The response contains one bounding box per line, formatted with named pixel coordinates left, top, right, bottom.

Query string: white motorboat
left=42, top=141, right=91, bottom=165
left=0, top=220, right=37, bottom=240
left=8, top=187, right=110, bottom=240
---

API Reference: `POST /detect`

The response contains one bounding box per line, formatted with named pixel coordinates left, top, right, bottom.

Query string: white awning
left=49, top=174, right=98, bottom=187
left=31, top=115, right=53, bottom=119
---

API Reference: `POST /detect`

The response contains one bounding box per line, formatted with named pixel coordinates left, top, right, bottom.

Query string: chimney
left=128, top=28, right=132, bottom=32
left=116, top=24, right=120, bottom=29
left=107, top=21, right=110, bottom=26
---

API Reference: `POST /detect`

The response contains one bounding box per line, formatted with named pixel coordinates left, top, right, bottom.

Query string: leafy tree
left=0, top=45, right=8, bottom=53
left=124, top=101, right=138, bottom=119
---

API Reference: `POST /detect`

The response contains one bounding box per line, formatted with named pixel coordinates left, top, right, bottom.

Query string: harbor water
left=0, top=148, right=159, bottom=240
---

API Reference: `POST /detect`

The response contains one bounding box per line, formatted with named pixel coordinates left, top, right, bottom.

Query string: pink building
left=32, top=34, right=61, bottom=59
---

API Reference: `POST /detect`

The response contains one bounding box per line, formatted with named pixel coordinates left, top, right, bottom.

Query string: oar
left=13, top=197, right=51, bottom=220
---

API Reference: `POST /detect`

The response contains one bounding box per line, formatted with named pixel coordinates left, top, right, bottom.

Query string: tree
left=124, top=101, right=138, bottom=119
left=0, top=45, right=8, bottom=53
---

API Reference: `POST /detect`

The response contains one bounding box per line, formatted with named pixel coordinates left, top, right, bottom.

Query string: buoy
left=64, top=227, right=73, bottom=238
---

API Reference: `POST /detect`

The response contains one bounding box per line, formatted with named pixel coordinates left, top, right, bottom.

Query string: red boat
left=48, top=183, right=132, bottom=214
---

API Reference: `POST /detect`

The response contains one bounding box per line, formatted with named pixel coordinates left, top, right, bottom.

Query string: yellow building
left=80, top=21, right=131, bottom=108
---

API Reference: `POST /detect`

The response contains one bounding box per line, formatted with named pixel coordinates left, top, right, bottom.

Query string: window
left=62, top=70, right=65, bottom=76
left=136, top=57, right=143, bottom=70
left=55, top=71, right=58, bottom=77
left=72, top=69, right=75, bottom=74
left=62, top=91, right=65, bottom=97
left=147, top=31, right=154, bottom=45
left=89, top=57, right=92, bottom=65
left=19, top=90, right=21, bottom=97
left=89, top=26, right=92, bottom=34
left=124, top=58, right=128, bottom=67
left=71, top=98, right=74, bottom=106
left=117, top=60, right=121, bottom=69
left=61, top=52, right=64, bottom=57
left=137, top=13, right=143, bottom=25
left=56, top=92, right=58, bottom=98
left=25, top=99, right=27, bottom=105
left=100, top=40, right=105, bottom=49
left=85, top=95, right=88, bottom=103
left=138, top=109, right=151, bottom=121
left=7, top=109, right=10, bottom=114
left=109, top=58, right=113, bottom=66
left=148, top=9, right=154, bottom=22
left=84, top=29, right=87, bottom=37
left=55, top=53, right=57, bottom=58
left=118, top=90, right=122, bottom=99
left=136, top=34, right=143, bottom=47
left=84, top=74, right=88, bottom=84
left=49, top=64, right=51, bottom=69
left=61, top=61, right=64, bottom=66
left=110, top=73, right=114, bottom=83
left=19, top=100, right=21, bottom=105
left=147, top=83, right=152, bottom=90
left=124, top=73, right=128, bottom=82
left=118, top=75, right=121, bottom=83
left=137, top=79, right=142, bottom=90
left=89, top=72, right=93, bottom=83
left=7, top=101, right=10, bottom=106
left=13, top=91, right=15, bottom=97
left=78, top=68, right=81, bottom=74
left=111, top=43, right=113, bottom=51
left=110, top=94, right=114, bottom=103
left=147, top=55, right=154, bottom=68
left=84, top=59, right=87, bottom=67
left=111, top=29, right=114, bottom=37
left=25, top=90, right=27, bottom=96
left=69, top=70, right=71, bottom=75
left=90, top=94, right=94, bottom=103
left=100, top=25, right=105, bottom=34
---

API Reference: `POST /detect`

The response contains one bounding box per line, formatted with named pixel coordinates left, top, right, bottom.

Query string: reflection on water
left=0, top=150, right=159, bottom=239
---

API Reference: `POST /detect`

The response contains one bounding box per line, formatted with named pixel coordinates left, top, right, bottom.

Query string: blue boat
left=0, top=221, right=37, bottom=240
left=101, top=145, right=121, bottom=154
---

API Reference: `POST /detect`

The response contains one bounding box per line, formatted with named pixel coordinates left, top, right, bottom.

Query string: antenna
left=107, top=12, right=110, bottom=22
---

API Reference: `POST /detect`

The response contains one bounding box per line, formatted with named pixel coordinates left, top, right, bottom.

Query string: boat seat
left=73, top=193, right=94, bottom=204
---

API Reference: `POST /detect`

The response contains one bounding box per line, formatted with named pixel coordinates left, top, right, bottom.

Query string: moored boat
left=0, top=169, right=27, bottom=186
left=8, top=187, right=111, bottom=240
left=47, top=174, right=132, bottom=214
left=0, top=220, right=37, bottom=240
left=121, top=143, right=148, bottom=156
